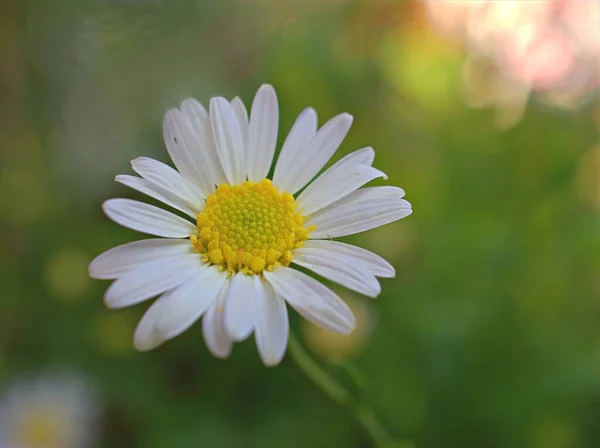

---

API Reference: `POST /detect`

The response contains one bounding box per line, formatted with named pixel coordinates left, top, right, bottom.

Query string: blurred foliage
left=0, top=0, right=598, bottom=447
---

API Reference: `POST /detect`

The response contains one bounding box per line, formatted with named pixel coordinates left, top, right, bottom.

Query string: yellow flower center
left=16, top=407, right=69, bottom=447
left=191, top=179, right=314, bottom=275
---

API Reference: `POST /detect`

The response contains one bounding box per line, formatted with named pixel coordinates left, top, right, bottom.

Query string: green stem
left=288, top=331, right=406, bottom=448
left=354, top=404, right=394, bottom=447
left=340, top=360, right=369, bottom=393
left=287, top=330, right=351, bottom=405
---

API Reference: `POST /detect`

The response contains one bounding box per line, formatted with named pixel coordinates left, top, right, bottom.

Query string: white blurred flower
left=0, top=372, right=99, bottom=448
left=89, top=84, right=412, bottom=366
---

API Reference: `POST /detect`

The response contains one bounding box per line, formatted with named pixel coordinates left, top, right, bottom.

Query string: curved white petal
left=246, top=84, right=279, bottom=181
left=297, top=162, right=386, bottom=215
left=264, top=267, right=355, bottom=334
left=202, top=282, right=234, bottom=359
left=273, top=113, right=353, bottom=194
left=210, top=97, right=246, bottom=185
left=292, top=249, right=381, bottom=298
left=333, top=146, right=375, bottom=168
left=130, top=157, right=205, bottom=207
left=134, top=266, right=226, bottom=351
left=180, top=98, right=228, bottom=189
left=231, top=96, right=249, bottom=150
left=102, top=199, right=195, bottom=238
left=163, top=108, right=212, bottom=196
left=115, top=175, right=197, bottom=218
left=308, top=187, right=411, bottom=238
left=272, top=107, right=318, bottom=189
left=104, top=254, right=203, bottom=309
left=224, top=273, right=260, bottom=341
left=89, top=238, right=192, bottom=279
left=254, top=278, right=289, bottom=366
left=301, top=240, right=395, bottom=278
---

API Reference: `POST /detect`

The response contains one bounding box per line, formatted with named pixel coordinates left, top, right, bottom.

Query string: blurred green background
left=0, top=0, right=598, bottom=447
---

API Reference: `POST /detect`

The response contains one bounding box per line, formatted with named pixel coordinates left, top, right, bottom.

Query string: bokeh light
left=423, top=0, right=600, bottom=125
left=44, top=249, right=91, bottom=302
left=302, top=295, right=375, bottom=362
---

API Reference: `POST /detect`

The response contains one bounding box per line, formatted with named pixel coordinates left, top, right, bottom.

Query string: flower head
left=0, top=371, right=98, bottom=448
left=89, top=84, right=412, bottom=366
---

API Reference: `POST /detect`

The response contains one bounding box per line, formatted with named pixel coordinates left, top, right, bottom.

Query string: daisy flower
left=89, top=84, right=412, bottom=366
left=0, top=371, right=98, bottom=448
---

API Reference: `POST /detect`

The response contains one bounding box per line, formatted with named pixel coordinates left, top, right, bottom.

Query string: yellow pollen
left=191, top=179, right=315, bottom=275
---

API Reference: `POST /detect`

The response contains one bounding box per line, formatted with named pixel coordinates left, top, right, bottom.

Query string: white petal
left=180, top=98, right=228, bottom=189
left=104, top=254, right=203, bottom=309
left=273, top=113, right=353, bottom=194
left=272, top=107, right=318, bottom=189
left=103, top=199, right=195, bottom=238
left=308, top=186, right=411, bottom=238
left=115, top=175, right=197, bottom=218
left=264, top=267, right=355, bottom=334
left=292, top=249, right=381, bottom=298
left=134, top=266, right=226, bottom=351
left=254, top=278, right=289, bottom=366
left=246, top=84, right=279, bottom=181
left=333, top=146, right=376, bottom=167
left=231, top=96, right=249, bottom=150
left=297, top=161, right=386, bottom=215
left=210, top=97, right=246, bottom=185
left=130, top=157, right=205, bottom=207
left=89, top=238, right=192, bottom=279
left=301, top=240, right=395, bottom=278
left=224, top=273, right=260, bottom=341
left=163, top=109, right=212, bottom=195
left=202, top=283, right=233, bottom=359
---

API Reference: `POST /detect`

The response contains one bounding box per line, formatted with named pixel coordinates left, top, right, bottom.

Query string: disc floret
left=191, top=179, right=314, bottom=275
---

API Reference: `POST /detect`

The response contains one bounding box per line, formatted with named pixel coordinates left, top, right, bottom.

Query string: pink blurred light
left=424, top=0, right=599, bottom=112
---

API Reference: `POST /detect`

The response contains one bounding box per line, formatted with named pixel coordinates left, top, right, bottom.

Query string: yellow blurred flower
left=362, top=220, right=418, bottom=267
left=301, top=295, right=375, bottom=362
left=379, top=25, right=463, bottom=113
left=90, top=312, right=137, bottom=357
left=0, top=162, right=51, bottom=225
left=528, top=416, right=579, bottom=448
left=44, top=249, right=91, bottom=301
left=576, top=144, right=600, bottom=208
